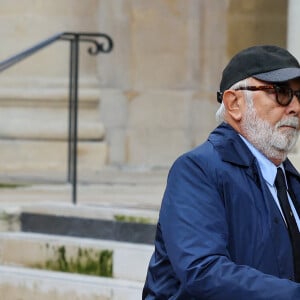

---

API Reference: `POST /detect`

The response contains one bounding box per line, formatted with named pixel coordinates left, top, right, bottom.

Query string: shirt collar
left=239, top=135, right=279, bottom=186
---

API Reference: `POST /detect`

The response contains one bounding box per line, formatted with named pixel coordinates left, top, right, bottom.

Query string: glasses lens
left=275, top=86, right=292, bottom=106
left=295, top=91, right=300, bottom=101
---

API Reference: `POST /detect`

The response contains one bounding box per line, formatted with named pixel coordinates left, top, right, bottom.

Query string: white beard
left=241, top=102, right=299, bottom=162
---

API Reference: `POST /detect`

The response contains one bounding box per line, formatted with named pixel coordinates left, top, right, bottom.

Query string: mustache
left=276, top=117, right=300, bottom=130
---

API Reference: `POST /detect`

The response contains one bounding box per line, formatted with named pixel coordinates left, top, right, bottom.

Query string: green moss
left=33, top=246, right=113, bottom=277
left=0, top=183, right=26, bottom=189
left=114, top=214, right=155, bottom=224
left=0, top=211, right=19, bottom=225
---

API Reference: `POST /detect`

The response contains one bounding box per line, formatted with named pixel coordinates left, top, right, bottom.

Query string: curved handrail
left=0, top=32, right=113, bottom=72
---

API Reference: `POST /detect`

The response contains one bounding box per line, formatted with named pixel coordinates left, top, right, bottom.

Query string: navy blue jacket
left=143, top=123, right=300, bottom=299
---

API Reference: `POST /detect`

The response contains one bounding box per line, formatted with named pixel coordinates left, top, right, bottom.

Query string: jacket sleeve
left=159, top=154, right=300, bottom=299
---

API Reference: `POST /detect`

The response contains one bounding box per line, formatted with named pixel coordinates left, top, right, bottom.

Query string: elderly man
left=143, top=45, right=300, bottom=299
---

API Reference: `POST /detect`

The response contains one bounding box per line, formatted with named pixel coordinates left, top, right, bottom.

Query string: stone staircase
left=0, top=168, right=167, bottom=300
left=0, top=86, right=107, bottom=175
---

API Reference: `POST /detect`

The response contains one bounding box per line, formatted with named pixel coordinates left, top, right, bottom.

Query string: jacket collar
left=284, top=159, right=300, bottom=179
left=208, top=123, right=255, bottom=167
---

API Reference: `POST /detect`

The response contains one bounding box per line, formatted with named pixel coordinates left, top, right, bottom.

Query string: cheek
left=253, top=103, right=285, bottom=126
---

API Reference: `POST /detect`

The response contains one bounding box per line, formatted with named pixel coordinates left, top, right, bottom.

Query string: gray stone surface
left=0, top=265, right=143, bottom=300
left=21, top=213, right=156, bottom=244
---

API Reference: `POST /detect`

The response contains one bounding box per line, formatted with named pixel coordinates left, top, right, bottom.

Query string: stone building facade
left=0, top=0, right=299, bottom=175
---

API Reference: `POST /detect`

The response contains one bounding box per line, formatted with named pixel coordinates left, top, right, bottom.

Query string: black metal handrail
left=0, top=32, right=114, bottom=204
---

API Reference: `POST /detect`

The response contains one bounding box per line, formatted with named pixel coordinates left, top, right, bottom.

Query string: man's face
left=240, top=78, right=300, bottom=164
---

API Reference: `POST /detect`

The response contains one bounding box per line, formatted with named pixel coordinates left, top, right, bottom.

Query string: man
left=143, top=45, right=300, bottom=299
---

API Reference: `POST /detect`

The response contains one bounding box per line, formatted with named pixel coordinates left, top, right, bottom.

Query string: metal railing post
left=70, top=35, right=80, bottom=204
left=68, top=40, right=75, bottom=182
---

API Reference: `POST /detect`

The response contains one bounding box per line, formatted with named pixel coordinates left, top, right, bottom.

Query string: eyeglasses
left=234, top=85, right=300, bottom=107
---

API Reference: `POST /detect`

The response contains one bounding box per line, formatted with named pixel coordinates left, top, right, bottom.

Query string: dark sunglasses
left=234, top=85, right=300, bottom=107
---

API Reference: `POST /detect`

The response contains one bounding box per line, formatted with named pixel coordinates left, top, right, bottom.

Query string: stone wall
left=0, top=0, right=99, bottom=87
left=227, top=0, right=287, bottom=58
left=0, top=0, right=297, bottom=171
left=98, top=0, right=227, bottom=167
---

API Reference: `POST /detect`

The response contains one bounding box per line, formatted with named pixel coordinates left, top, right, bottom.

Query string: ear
left=222, top=90, right=244, bottom=121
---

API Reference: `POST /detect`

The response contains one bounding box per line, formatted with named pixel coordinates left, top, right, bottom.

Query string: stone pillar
left=287, top=0, right=300, bottom=59
left=287, top=0, right=300, bottom=168
left=227, top=0, right=287, bottom=59
left=98, top=0, right=227, bottom=167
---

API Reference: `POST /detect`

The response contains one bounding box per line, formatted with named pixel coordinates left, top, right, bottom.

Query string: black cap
left=217, top=45, right=300, bottom=103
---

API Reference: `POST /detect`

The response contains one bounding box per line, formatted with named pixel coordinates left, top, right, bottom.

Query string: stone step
left=21, top=213, right=156, bottom=244
left=0, top=98, right=105, bottom=140
left=19, top=201, right=157, bottom=244
left=20, top=202, right=159, bottom=222
left=0, top=200, right=158, bottom=244
left=0, top=165, right=169, bottom=185
left=0, top=120, right=105, bottom=141
left=0, top=232, right=153, bottom=282
left=0, top=140, right=108, bottom=173
left=0, top=171, right=166, bottom=209
left=0, top=265, right=143, bottom=300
